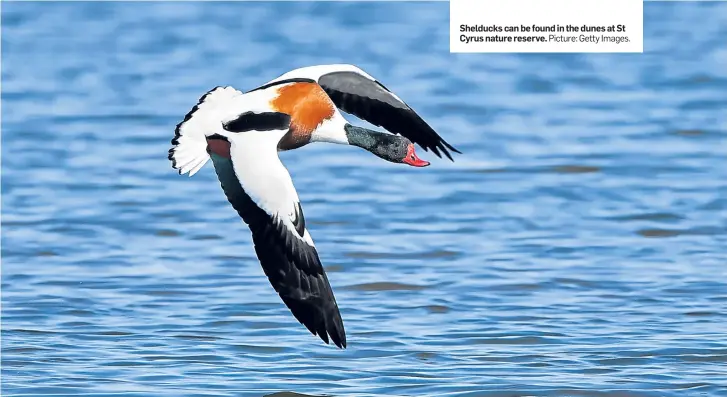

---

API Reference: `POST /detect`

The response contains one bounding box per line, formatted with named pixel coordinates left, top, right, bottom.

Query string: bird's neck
left=344, top=124, right=398, bottom=158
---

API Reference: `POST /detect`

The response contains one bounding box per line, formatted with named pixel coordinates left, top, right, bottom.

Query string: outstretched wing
left=267, top=64, right=461, bottom=160
left=209, top=120, right=346, bottom=348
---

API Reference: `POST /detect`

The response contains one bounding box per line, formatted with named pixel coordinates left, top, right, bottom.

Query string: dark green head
left=344, top=124, right=429, bottom=167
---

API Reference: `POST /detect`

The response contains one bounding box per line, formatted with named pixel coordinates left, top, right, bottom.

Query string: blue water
left=2, top=2, right=727, bottom=396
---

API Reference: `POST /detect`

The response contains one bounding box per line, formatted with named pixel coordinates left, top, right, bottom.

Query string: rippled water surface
left=2, top=2, right=727, bottom=396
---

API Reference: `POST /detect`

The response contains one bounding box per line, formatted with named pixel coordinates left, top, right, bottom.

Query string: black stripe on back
left=246, top=77, right=316, bottom=93
left=223, top=112, right=291, bottom=133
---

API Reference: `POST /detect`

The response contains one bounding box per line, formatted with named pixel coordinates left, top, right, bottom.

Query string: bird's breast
left=206, top=137, right=231, bottom=159
left=270, top=82, right=335, bottom=139
left=277, top=128, right=312, bottom=151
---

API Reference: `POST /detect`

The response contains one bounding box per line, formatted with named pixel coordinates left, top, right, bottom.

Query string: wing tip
left=443, top=140, right=462, bottom=155
left=328, top=315, right=347, bottom=349
left=421, top=141, right=462, bottom=162
left=279, top=294, right=347, bottom=349
left=306, top=319, right=347, bottom=349
left=315, top=309, right=347, bottom=349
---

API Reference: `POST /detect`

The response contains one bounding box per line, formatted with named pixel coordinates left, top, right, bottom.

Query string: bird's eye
left=410, top=154, right=415, bottom=160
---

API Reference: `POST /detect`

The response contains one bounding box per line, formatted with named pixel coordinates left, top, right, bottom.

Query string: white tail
left=168, top=86, right=243, bottom=176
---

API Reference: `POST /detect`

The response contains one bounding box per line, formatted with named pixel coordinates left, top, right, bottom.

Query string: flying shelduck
left=168, top=64, right=460, bottom=348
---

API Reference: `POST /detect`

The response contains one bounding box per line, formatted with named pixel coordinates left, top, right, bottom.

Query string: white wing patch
left=226, top=129, right=315, bottom=246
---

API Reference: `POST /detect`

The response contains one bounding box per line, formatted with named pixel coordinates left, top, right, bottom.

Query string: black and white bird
left=168, top=64, right=460, bottom=348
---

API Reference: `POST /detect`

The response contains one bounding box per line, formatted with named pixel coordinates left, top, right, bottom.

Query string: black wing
left=318, top=70, right=461, bottom=160
left=208, top=147, right=346, bottom=348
